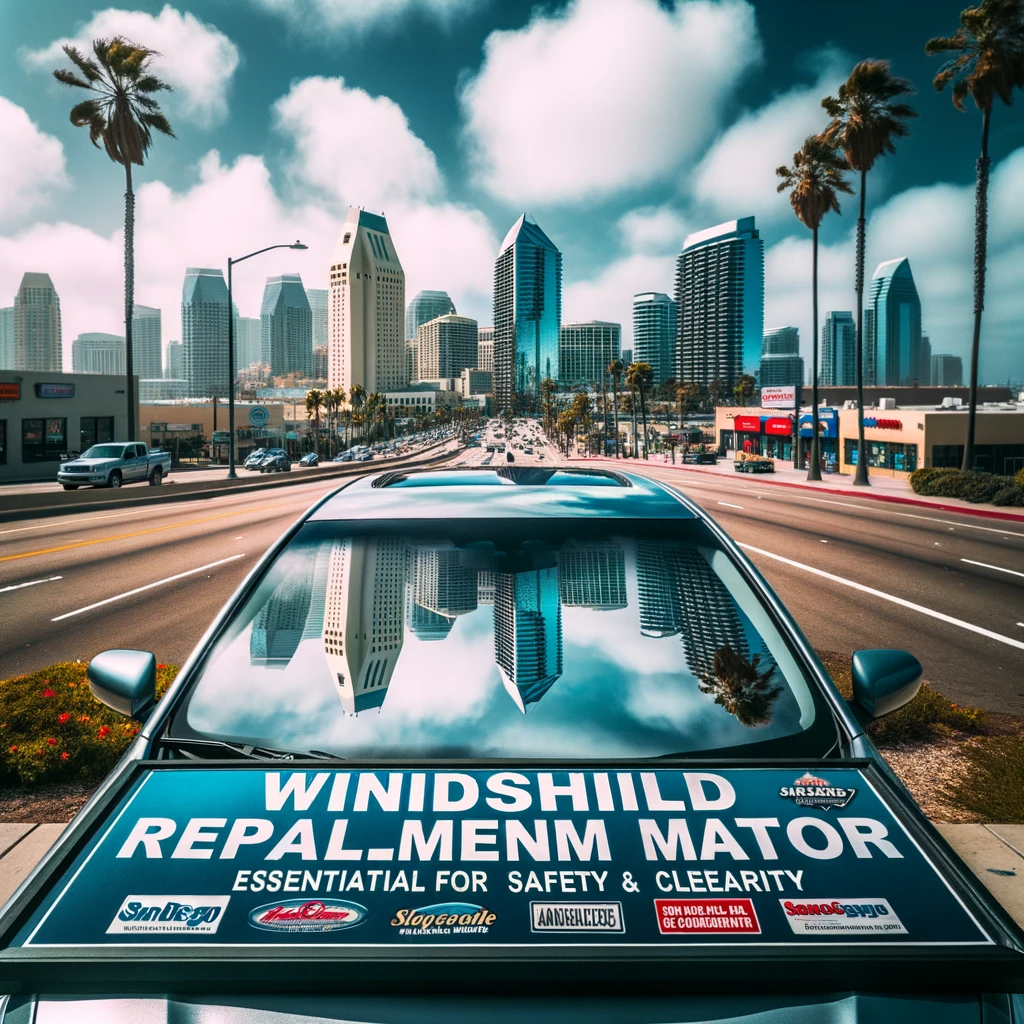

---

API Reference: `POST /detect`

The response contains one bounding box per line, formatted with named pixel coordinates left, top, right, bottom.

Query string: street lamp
left=227, top=240, right=308, bottom=479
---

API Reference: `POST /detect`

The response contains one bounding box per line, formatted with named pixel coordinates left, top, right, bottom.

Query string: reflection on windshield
left=184, top=526, right=822, bottom=758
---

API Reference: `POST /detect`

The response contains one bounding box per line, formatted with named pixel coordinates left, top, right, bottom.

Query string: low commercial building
left=385, top=389, right=460, bottom=417
left=0, top=370, right=139, bottom=482
left=141, top=400, right=286, bottom=465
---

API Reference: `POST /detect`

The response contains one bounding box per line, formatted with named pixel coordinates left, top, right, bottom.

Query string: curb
left=584, top=456, right=1024, bottom=524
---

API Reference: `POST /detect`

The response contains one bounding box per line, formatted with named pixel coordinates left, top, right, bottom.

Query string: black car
left=259, top=454, right=291, bottom=473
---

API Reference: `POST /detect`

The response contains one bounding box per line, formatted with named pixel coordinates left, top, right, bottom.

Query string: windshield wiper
left=161, top=736, right=345, bottom=761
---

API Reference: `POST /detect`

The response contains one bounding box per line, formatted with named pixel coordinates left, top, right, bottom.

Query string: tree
left=53, top=37, right=175, bottom=441
left=707, top=377, right=725, bottom=409
left=698, top=647, right=784, bottom=727
left=607, top=360, right=623, bottom=458
left=626, top=361, right=653, bottom=459
left=733, top=374, right=757, bottom=408
left=305, top=388, right=324, bottom=457
left=927, top=0, right=1024, bottom=472
left=822, top=60, right=916, bottom=485
left=777, top=135, right=853, bottom=481
left=540, top=377, right=558, bottom=436
left=349, top=385, right=366, bottom=444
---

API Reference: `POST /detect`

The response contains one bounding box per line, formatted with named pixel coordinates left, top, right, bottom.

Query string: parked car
left=259, top=453, right=291, bottom=473
left=298, top=452, right=319, bottom=467
left=333, top=452, right=354, bottom=463
left=357, top=452, right=373, bottom=461
left=244, top=448, right=286, bottom=471
left=56, top=442, right=171, bottom=490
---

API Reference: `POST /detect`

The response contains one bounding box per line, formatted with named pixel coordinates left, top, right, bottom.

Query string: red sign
left=0, top=382, right=20, bottom=400
left=765, top=417, right=793, bottom=436
left=655, top=899, right=761, bottom=935
left=733, top=416, right=761, bottom=432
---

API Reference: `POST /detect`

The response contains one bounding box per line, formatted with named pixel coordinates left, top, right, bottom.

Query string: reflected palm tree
left=698, top=646, right=783, bottom=728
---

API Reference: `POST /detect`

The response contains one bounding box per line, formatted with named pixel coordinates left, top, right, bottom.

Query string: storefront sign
left=0, top=383, right=20, bottom=401
left=764, top=417, right=793, bottom=436
left=799, top=410, right=838, bottom=439
left=212, top=431, right=231, bottom=444
left=249, top=406, right=270, bottom=427
left=733, top=416, right=761, bottom=433
left=35, top=383, right=75, bottom=399
left=15, top=766, right=991, bottom=950
left=760, top=386, right=796, bottom=409
left=165, top=424, right=198, bottom=432
left=863, top=418, right=902, bottom=430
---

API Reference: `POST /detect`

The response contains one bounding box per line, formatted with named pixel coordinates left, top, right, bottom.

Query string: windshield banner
left=17, top=766, right=990, bottom=948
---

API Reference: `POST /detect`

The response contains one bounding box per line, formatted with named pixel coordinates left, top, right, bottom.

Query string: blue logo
left=248, top=899, right=367, bottom=932
left=248, top=405, right=270, bottom=427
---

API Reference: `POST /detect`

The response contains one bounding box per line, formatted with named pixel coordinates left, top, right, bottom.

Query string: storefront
left=798, top=408, right=839, bottom=471
left=719, top=411, right=795, bottom=461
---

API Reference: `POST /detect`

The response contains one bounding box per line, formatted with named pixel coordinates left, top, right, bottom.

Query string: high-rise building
left=932, top=353, right=964, bottom=387
left=0, top=307, right=13, bottom=370
left=307, top=287, right=328, bottom=349
left=71, top=332, right=125, bottom=375
left=261, top=274, right=312, bottom=378
left=821, top=311, right=856, bottom=386
left=131, top=305, right=162, bottom=381
left=676, top=217, right=763, bottom=388
left=558, top=321, right=621, bottom=388
left=632, top=292, right=678, bottom=386
left=405, top=338, right=419, bottom=384
left=13, top=272, right=62, bottom=372
left=312, top=345, right=328, bottom=381
left=477, top=327, right=494, bottom=372
left=558, top=542, right=627, bottom=610
left=411, top=545, right=478, bottom=618
left=328, top=207, right=406, bottom=394
left=235, top=317, right=262, bottom=369
left=405, top=290, right=456, bottom=342
left=920, top=334, right=932, bottom=386
left=493, top=214, right=562, bottom=412
left=181, top=268, right=230, bottom=399
left=166, top=340, right=183, bottom=379
left=416, top=314, right=478, bottom=380
left=621, top=347, right=633, bottom=368
left=759, top=327, right=803, bottom=389
left=865, top=257, right=923, bottom=387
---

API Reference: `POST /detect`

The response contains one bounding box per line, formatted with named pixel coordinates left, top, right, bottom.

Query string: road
left=1, top=431, right=1023, bottom=714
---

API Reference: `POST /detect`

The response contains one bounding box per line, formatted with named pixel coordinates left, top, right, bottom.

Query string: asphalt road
left=2, top=438, right=1023, bottom=714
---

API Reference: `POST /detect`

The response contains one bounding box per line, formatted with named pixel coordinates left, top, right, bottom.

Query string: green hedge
left=910, top=466, right=1024, bottom=505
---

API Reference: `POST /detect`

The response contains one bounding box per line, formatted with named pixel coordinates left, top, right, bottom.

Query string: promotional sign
left=249, top=406, right=270, bottom=427
left=35, top=383, right=75, bottom=399
left=0, top=383, right=21, bottom=400
left=733, top=416, right=761, bottom=433
left=764, top=417, right=793, bottom=436
left=760, top=387, right=796, bottom=409
left=799, top=410, right=838, bottom=439
left=14, top=767, right=990, bottom=950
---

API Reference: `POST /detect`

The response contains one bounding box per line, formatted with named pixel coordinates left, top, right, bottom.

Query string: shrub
left=1016, top=467, right=1024, bottom=488
left=0, top=662, right=177, bottom=786
left=867, top=683, right=986, bottom=746
left=909, top=466, right=944, bottom=492
left=910, top=467, right=1015, bottom=504
left=992, top=485, right=1024, bottom=507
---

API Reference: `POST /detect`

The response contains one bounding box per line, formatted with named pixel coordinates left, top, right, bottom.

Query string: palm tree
left=777, top=135, right=853, bottom=481
left=305, top=388, right=324, bottom=457
left=331, top=387, right=347, bottom=456
left=927, top=0, right=1024, bottom=472
left=349, top=385, right=366, bottom=444
left=821, top=60, right=916, bottom=486
left=698, top=647, right=784, bottom=728
left=607, top=359, right=623, bottom=458
left=626, top=361, right=653, bottom=459
left=733, top=374, right=757, bottom=408
left=53, top=38, right=175, bottom=441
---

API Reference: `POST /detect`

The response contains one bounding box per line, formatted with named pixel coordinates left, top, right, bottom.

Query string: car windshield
left=81, top=445, right=125, bottom=459
left=173, top=519, right=835, bottom=760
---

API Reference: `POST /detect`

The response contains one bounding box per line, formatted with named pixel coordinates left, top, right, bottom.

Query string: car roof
left=308, top=466, right=700, bottom=521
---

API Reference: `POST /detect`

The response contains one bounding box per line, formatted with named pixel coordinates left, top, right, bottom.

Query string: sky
left=0, top=0, right=1021, bottom=383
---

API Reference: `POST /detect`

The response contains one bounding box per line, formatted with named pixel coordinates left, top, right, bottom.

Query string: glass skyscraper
left=759, top=327, right=803, bottom=388
left=131, top=305, right=162, bottom=381
left=865, top=257, right=923, bottom=387
left=821, top=311, right=856, bottom=386
left=14, top=272, right=62, bottom=372
left=182, top=267, right=229, bottom=399
left=0, top=307, right=13, bottom=370
left=71, top=332, right=125, bottom=375
left=307, top=288, right=328, bottom=348
left=405, top=290, right=456, bottom=342
left=675, top=217, right=763, bottom=389
left=261, top=273, right=313, bottom=378
left=493, top=214, right=562, bottom=412
left=632, top=292, right=678, bottom=386
left=932, top=353, right=963, bottom=387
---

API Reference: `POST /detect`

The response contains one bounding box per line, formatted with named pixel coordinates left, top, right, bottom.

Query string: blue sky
left=0, top=0, right=1021, bottom=381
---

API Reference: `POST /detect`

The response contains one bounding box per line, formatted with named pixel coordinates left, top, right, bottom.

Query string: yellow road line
left=0, top=504, right=282, bottom=563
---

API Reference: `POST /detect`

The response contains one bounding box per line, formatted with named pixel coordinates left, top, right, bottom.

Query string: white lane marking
left=0, top=575, right=63, bottom=594
left=51, top=554, right=246, bottom=622
left=820, top=539, right=828, bottom=543
left=961, top=558, right=1024, bottom=580
left=740, top=543, right=1024, bottom=653
left=717, top=501, right=744, bottom=509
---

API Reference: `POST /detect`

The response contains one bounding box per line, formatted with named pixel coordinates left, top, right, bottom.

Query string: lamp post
left=227, top=240, right=307, bottom=479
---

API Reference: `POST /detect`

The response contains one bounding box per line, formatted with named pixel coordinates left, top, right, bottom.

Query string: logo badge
left=106, top=896, right=229, bottom=935
left=781, top=898, right=907, bottom=935
left=248, top=899, right=367, bottom=933
left=530, top=902, right=625, bottom=933
left=390, top=902, right=496, bottom=936
left=779, top=772, right=856, bottom=810
left=655, top=898, right=760, bottom=935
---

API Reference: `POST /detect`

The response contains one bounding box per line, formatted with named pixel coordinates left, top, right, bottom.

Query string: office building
left=676, top=217, right=763, bottom=388
left=477, top=327, right=494, bottom=372
left=261, top=274, right=312, bottom=378
left=632, top=292, right=678, bottom=386
left=13, top=272, right=62, bottom=372
left=312, top=345, right=328, bottom=381
left=139, top=378, right=187, bottom=402
left=131, top=305, right=162, bottom=381
left=328, top=207, right=406, bottom=394
left=920, top=335, right=932, bottom=386
left=558, top=321, right=621, bottom=388
left=493, top=214, right=562, bottom=411
left=759, top=327, right=804, bottom=389
left=821, top=311, right=856, bottom=386
left=932, top=353, right=964, bottom=387
left=71, top=333, right=125, bottom=375
left=307, top=287, right=328, bottom=349
left=166, top=340, right=183, bottom=379
left=405, top=290, right=456, bottom=342
left=621, top=347, right=633, bottom=368
left=235, top=317, right=262, bottom=369
left=865, top=257, right=924, bottom=387
left=416, top=314, right=478, bottom=380
left=181, top=268, right=230, bottom=399
left=0, top=307, right=14, bottom=370
left=459, top=368, right=493, bottom=397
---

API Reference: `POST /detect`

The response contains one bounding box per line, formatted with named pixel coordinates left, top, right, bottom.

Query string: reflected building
left=477, top=571, right=496, bottom=606
left=406, top=593, right=456, bottom=641
left=322, top=537, right=406, bottom=715
left=250, top=574, right=314, bottom=667
left=636, top=540, right=681, bottom=637
left=494, top=567, right=563, bottom=711
left=558, top=541, right=627, bottom=610
left=412, top=545, right=478, bottom=617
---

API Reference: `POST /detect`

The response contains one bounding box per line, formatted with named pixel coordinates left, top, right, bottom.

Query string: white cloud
left=617, top=206, right=690, bottom=255
left=0, top=97, right=68, bottom=224
left=24, top=5, right=239, bottom=127
left=273, top=76, right=442, bottom=209
left=246, top=0, right=485, bottom=35
left=460, top=0, right=761, bottom=204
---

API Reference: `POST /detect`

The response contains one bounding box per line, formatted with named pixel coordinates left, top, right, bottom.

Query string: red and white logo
left=654, top=898, right=760, bottom=935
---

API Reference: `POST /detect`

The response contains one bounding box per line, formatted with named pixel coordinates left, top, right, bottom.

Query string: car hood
left=60, top=458, right=115, bottom=470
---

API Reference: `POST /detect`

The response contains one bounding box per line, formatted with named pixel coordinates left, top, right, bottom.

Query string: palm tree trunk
left=853, top=167, right=869, bottom=485
left=808, top=226, right=822, bottom=481
left=612, top=376, right=620, bottom=458
left=124, top=163, right=136, bottom=440
left=631, top=392, right=638, bottom=458
left=962, top=105, right=991, bottom=474
left=639, top=385, right=649, bottom=460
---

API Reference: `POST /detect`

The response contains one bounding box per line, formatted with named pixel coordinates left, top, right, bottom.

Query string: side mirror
left=87, top=649, right=157, bottom=721
left=851, top=649, right=923, bottom=720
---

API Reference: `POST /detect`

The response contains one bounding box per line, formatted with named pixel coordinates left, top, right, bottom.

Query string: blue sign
left=799, top=409, right=838, bottom=438
left=35, top=383, right=75, bottom=399
left=14, top=767, right=990, bottom=950
left=248, top=406, right=270, bottom=427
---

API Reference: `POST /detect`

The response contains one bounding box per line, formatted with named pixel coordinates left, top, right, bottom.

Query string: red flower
left=35, top=749, right=43, bottom=756
left=41, top=688, right=56, bottom=698
left=8, top=745, right=17, bottom=753
left=79, top=715, right=90, bottom=723
left=60, top=752, right=70, bottom=761
left=156, top=663, right=167, bottom=670
left=97, top=725, right=111, bottom=739
left=67, top=682, right=76, bottom=689
left=58, top=713, right=71, bottom=724
left=47, top=737, right=58, bottom=746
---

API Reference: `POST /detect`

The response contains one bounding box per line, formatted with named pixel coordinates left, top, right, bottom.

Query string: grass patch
left=945, top=736, right=1024, bottom=822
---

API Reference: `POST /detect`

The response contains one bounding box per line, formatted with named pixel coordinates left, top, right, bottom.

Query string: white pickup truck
left=56, top=442, right=172, bottom=489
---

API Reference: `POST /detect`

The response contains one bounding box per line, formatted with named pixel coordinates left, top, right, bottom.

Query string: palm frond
left=136, top=74, right=172, bottom=94
left=68, top=99, right=102, bottom=127
left=53, top=68, right=93, bottom=90
left=139, top=111, right=176, bottom=138
left=61, top=44, right=102, bottom=82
